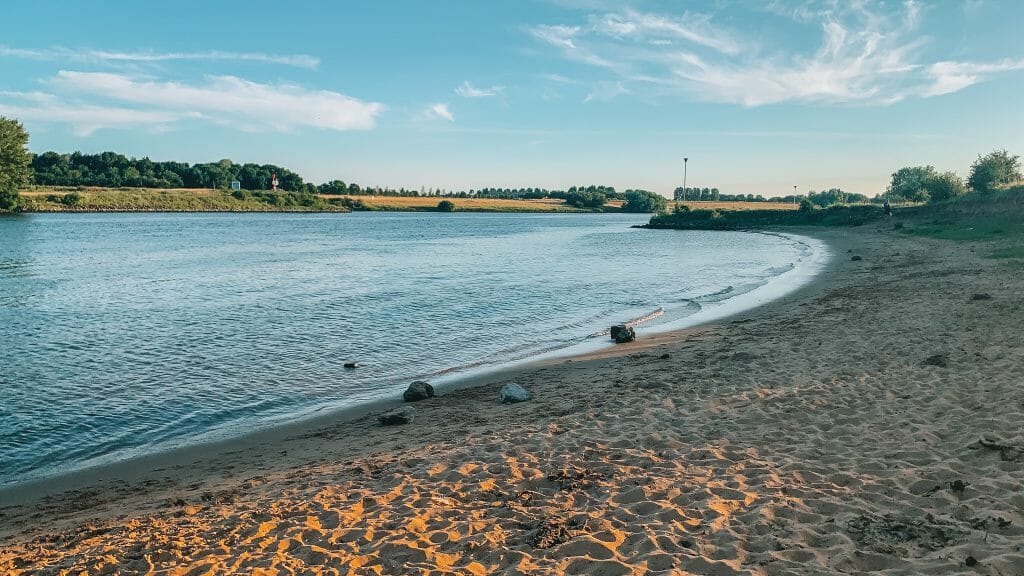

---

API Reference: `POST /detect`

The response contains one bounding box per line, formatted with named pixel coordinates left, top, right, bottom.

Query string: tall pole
left=793, top=185, right=797, bottom=205
left=683, top=157, right=689, bottom=201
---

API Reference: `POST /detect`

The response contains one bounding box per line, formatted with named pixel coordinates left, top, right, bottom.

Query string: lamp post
left=793, top=185, right=797, bottom=205
left=683, top=157, right=689, bottom=201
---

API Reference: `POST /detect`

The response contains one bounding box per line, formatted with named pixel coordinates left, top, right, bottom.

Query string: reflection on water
left=0, top=212, right=811, bottom=484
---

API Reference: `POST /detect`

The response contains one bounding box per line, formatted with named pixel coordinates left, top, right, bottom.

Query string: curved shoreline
left=1, top=230, right=827, bottom=492
left=6, top=222, right=1024, bottom=573
left=0, top=228, right=840, bottom=513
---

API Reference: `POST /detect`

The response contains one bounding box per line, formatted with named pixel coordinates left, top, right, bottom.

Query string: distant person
left=883, top=199, right=892, bottom=217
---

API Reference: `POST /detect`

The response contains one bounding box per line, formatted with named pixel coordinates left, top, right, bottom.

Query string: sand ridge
left=2, top=226, right=1023, bottom=575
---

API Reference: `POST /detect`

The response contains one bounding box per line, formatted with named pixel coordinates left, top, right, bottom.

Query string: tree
left=926, top=171, right=966, bottom=202
left=968, top=149, right=1021, bottom=193
left=0, top=117, right=32, bottom=211
left=622, top=190, right=668, bottom=213
left=886, top=166, right=936, bottom=203
left=436, top=200, right=456, bottom=212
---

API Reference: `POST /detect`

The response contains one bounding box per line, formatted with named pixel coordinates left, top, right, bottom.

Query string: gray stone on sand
left=403, top=380, right=435, bottom=402
left=610, top=324, right=635, bottom=343
left=379, top=406, right=414, bottom=425
left=499, top=382, right=532, bottom=404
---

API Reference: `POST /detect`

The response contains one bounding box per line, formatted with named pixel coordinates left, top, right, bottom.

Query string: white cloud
left=50, top=71, right=383, bottom=132
left=0, top=71, right=383, bottom=135
left=529, top=2, right=1024, bottom=106
left=0, top=92, right=190, bottom=136
left=427, top=103, right=455, bottom=121
left=588, top=9, right=740, bottom=55
left=454, top=81, right=503, bottom=98
left=530, top=25, right=581, bottom=50
left=923, top=58, right=1024, bottom=96
left=0, top=45, right=319, bottom=68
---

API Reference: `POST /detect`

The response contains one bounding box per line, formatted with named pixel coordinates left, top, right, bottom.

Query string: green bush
left=437, top=200, right=456, bottom=212
left=968, top=149, right=1021, bottom=193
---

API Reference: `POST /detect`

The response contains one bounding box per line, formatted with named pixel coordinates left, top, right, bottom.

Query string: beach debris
left=610, top=324, right=636, bottom=343
left=343, top=362, right=359, bottom=369
left=847, top=513, right=967, bottom=554
left=922, top=354, right=948, bottom=368
left=659, top=353, right=671, bottom=359
left=547, top=465, right=605, bottom=491
left=947, top=479, right=970, bottom=497
left=529, top=516, right=581, bottom=549
left=378, top=406, right=414, bottom=425
left=403, top=380, right=435, bottom=402
left=851, top=255, right=863, bottom=261
left=969, top=516, right=1012, bottom=530
left=971, top=293, right=993, bottom=301
left=499, top=382, right=531, bottom=403
left=977, top=435, right=1024, bottom=462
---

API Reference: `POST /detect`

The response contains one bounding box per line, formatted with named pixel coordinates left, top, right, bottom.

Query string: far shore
left=3, top=223, right=1023, bottom=575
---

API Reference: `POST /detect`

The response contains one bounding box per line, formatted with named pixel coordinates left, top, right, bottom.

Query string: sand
left=2, top=225, right=1023, bottom=575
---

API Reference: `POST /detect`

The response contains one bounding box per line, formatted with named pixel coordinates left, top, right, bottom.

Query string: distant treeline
left=674, top=186, right=873, bottom=207
left=32, top=152, right=308, bottom=191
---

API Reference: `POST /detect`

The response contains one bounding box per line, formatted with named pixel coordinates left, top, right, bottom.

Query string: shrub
left=968, top=149, right=1021, bottom=193
left=437, top=200, right=456, bottom=212
left=621, top=190, right=668, bottom=213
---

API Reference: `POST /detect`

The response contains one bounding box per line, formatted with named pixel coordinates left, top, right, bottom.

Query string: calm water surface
left=0, top=212, right=818, bottom=484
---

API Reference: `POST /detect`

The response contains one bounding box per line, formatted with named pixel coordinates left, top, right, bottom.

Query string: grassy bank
left=20, top=187, right=351, bottom=212
left=320, top=195, right=590, bottom=212
left=647, top=184, right=1024, bottom=269
left=896, top=185, right=1024, bottom=269
left=647, top=203, right=884, bottom=229
left=16, top=187, right=809, bottom=214
left=19, top=187, right=595, bottom=213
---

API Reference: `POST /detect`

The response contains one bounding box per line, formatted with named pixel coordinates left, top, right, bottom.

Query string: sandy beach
left=2, top=224, right=1022, bottom=575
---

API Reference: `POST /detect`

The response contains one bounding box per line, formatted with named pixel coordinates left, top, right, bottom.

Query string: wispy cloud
left=923, top=58, right=1024, bottom=96
left=583, top=80, right=629, bottom=102
left=454, top=81, right=503, bottom=98
left=529, top=1, right=1024, bottom=106
left=0, top=91, right=190, bottom=136
left=426, top=103, right=455, bottom=121
left=1, top=71, right=383, bottom=135
left=0, top=45, right=320, bottom=69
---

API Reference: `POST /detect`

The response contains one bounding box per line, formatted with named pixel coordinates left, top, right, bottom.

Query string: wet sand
left=2, top=225, right=1022, bottom=575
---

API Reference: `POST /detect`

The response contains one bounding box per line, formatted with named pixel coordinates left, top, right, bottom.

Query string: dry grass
left=672, top=201, right=798, bottom=211
left=323, top=195, right=588, bottom=212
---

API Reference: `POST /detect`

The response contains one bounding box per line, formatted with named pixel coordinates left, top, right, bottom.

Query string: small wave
left=588, top=307, right=665, bottom=337
left=764, top=263, right=795, bottom=275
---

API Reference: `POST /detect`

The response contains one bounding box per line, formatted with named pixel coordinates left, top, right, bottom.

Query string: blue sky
left=2, top=0, right=1022, bottom=197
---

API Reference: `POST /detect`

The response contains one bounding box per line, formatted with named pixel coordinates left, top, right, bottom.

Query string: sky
left=2, top=0, right=1023, bottom=198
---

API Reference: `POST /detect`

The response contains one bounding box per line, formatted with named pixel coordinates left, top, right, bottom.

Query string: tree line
left=2, top=115, right=1020, bottom=213
left=32, top=151, right=309, bottom=192
left=883, top=150, right=1021, bottom=203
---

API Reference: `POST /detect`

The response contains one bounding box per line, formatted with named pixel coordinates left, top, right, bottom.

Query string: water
left=0, top=212, right=823, bottom=485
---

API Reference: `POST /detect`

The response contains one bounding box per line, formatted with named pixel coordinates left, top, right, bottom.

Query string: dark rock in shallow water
left=610, top=324, right=635, bottom=343
left=343, top=362, right=359, bottom=369
left=379, top=406, right=414, bottom=425
left=499, top=383, right=531, bottom=403
left=851, top=255, right=863, bottom=261
left=403, top=380, right=435, bottom=402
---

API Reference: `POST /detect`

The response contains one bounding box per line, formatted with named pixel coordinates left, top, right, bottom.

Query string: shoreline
left=5, top=224, right=1023, bottom=574
left=0, top=230, right=829, bottom=500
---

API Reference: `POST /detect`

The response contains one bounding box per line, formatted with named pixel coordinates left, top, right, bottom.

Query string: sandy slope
left=2, top=225, right=1022, bottom=575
